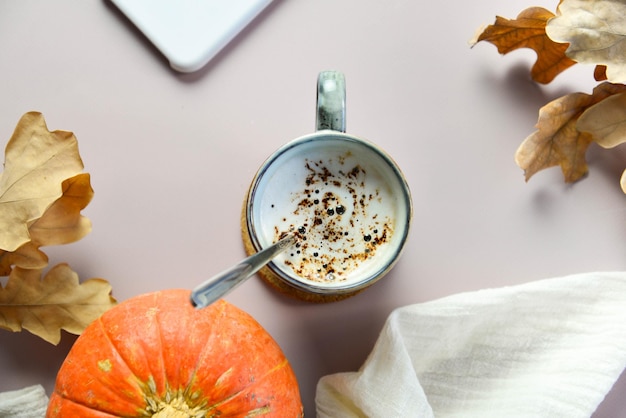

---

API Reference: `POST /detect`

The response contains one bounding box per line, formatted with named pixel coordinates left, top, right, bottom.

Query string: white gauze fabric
left=316, top=272, right=626, bottom=418
left=0, top=385, right=48, bottom=418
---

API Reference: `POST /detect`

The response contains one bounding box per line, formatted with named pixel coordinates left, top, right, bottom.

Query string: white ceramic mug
left=242, top=71, right=412, bottom=302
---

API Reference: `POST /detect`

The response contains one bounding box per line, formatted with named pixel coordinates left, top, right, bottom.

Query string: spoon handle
left=191, top=234, right=296, bottom=308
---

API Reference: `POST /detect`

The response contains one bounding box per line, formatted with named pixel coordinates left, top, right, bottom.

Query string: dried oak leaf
left=516, top=82, right=626, bottom=182
left=577, top=91, right=626, bottom=192
left=0, top=173, right=93, bottom=275
left=0, top=264, right=116, bottom=345
left=546, top=0, right=626, bottom=84
left=0, top=112, right=85, bottom=253
left=471, top=7, right=576, bottom=84
left=595, top=65, right=608, bottom=82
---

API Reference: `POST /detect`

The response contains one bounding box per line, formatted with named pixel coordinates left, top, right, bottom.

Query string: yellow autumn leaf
left=471, top=7, right=576, bottom=84
left=29, top=173, right=93, bottom=246
left=577, top=92, right=626, bottom=149
left=546, top=0, right=626, bottom=83
left=0, top=264, right=117, bottom=345
left=0, top=173, right=93, bottom=275
left=0, top=112, right=113, bottom=344
left=516, top=82, right=626, bottom=182
left=0, top=112, right=84, bottom=252
left=576, top=91, right=626, bottom=193
left=0, top=243, right=46, bottom=276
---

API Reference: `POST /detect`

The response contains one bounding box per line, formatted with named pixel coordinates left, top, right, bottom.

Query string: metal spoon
left=190, top=233, right=296, bottom=308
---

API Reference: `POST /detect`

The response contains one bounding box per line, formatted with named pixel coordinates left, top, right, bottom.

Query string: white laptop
left=111, top=0, right=274, bottom=72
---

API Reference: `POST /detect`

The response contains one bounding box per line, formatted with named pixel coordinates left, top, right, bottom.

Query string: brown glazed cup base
left=240, top=198, right=363, bottom=303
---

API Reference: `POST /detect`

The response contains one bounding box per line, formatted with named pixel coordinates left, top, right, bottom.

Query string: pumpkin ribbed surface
left=46, top=289, right=303, bottom=417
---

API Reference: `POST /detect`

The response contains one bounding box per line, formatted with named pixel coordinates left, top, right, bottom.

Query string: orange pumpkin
left=47, top=289, right=303, bottom=417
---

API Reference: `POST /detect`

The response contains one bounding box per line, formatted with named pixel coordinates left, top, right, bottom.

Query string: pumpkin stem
left=147, top=393, right=207, bottom=418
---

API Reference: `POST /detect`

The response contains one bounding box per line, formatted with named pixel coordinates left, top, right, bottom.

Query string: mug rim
left=245, top=130, right=413, bottom=296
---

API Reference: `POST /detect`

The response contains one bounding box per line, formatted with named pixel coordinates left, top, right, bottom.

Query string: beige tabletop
left=1, top=0, right=625, bottom=416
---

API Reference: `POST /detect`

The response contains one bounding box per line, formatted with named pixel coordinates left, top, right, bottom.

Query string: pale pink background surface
left=1, top=1, right=625, bottom=416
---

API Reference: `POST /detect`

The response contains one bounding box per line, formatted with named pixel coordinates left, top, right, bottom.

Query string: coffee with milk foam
left=249, top=135, right=410, bottom=289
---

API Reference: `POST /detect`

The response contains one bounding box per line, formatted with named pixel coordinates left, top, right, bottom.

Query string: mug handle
left=316, top=71, right=346, bottom=132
